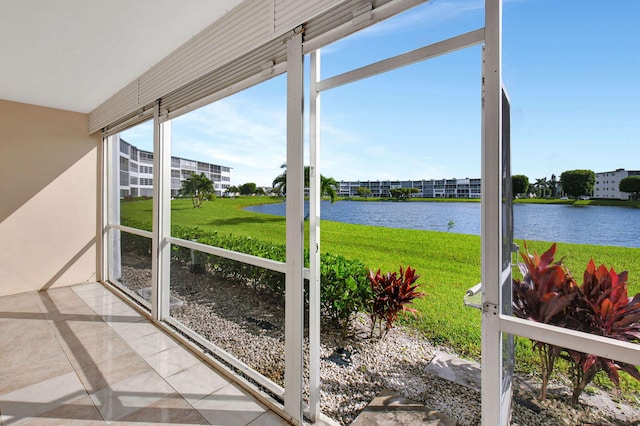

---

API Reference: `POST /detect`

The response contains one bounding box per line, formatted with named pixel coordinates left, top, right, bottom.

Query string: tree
left=272, top=163, right=308, bottom=196
left=179, top=173, right=214, bottom=208
left=533, top=177, right=549, bottom=198
left=512, top=174, right=529, bottom=197
left=619, top=176, right=640, bottom=200
left=357, top=187, right=372, bottom=198
left=239, top=182, right=257, bottom=195
left=320, top=175, right=339, bottom=203
left=272, top=164, right=340, bottom=203
left=226, top=185, right=239, bottom=194
left=560, top=169, right=595, bottom=199
left=272, top=163, right=287, bottom=195
left=390, top=187, right=418, bottom=200
left=549, top=174, right=559, bottom=198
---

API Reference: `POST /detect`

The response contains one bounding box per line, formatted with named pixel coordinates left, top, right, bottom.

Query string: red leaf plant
left=368, top=266, right=425, bottom=338
left=512, top=242, right=580, bottom=400
left=513, top=243, right=640, bottom=403
left=565, top=260, right=640, bottom=403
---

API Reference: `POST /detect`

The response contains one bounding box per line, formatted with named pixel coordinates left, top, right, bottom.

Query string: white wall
left=0, top=99, right=99, bottom=296
left=594, top=169, right=630, bottom=200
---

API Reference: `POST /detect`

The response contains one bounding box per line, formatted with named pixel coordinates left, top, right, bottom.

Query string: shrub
left=119, top=218, right=153, bottom=256
left=122, top=219, right=372, bottom=329
left=512, top=242, right=579, bottom=399
left=320, top=254, right=371, bottom=335
left=566, top=260, right=640, bottom=403
left=368, top=266, right=425, bottom=338
left=513, top=243, right=640, bottom=403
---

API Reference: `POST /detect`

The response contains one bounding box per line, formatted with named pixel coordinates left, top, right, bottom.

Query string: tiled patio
left=0, top=283, right=290, bottom=425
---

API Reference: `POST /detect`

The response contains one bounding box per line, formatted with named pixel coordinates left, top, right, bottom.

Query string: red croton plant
left=568, top=260, right=640, bottom=403
left=368, top=266, right=425, bottom=338
left=512, top=243, right=640, bottom=403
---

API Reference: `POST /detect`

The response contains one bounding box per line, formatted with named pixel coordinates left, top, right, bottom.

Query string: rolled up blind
left=89, top=0, right=418, bottom=134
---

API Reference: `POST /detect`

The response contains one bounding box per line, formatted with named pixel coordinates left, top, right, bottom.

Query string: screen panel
left=500, top=87, right=514, bottom=420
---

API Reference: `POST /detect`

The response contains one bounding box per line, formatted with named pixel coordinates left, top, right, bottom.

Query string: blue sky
left=122, top=0, right=639, bottom=187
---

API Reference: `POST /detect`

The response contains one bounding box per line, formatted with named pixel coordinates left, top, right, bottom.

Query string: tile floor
left=0, top=283, right=290, bottom=426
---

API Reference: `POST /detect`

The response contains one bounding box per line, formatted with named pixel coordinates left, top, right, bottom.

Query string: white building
left=118, top=139, right=232, bottom=198
left=594, top=168, right=640, bottom=200
left=339, top=178, right=482, bottom=198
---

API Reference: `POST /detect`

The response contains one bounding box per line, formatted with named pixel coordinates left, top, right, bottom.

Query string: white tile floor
left=0, top=283, right=290, bottom=425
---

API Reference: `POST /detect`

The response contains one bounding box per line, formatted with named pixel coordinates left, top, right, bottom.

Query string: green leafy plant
left=513, top=243, right=640, bottom=403
left=368, top=266, right=425, bottom=338
left=126, top=219, right=372, bottom=331
left=119, top=218, right=153, bottom=256
left=179, top=173, right=214, bottom=208
left=320, top=254, right=371, bottom=335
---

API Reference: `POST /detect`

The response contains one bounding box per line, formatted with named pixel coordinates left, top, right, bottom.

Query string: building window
left=119, top=140, right=130, bottom=155
left=119, top=157, right=129, bottom=172
left=139, top=151, right=154, bottom=163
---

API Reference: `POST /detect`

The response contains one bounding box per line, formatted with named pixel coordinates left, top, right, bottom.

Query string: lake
left=244, top=200, right=640, bottom=248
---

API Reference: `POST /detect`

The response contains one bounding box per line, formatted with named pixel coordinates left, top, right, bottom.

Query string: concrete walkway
left=350, top=390, right=458, bottom=426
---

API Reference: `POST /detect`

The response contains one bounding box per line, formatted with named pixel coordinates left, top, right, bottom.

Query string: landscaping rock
left=119, top=252, right=640, bottom=426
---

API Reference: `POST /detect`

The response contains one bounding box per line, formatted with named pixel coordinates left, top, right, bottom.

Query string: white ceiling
left=0, top=0, right=244, bottom=113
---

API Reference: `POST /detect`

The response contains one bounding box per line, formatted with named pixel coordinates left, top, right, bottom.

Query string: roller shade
left=158, top=33, right=289, bottom=118
left=89, top=0, right=424, bottom=134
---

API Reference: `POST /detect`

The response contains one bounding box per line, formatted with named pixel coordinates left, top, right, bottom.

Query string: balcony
left=0, top=283, right=289, bottom=425
left=4, top=1, right=638, bottom=425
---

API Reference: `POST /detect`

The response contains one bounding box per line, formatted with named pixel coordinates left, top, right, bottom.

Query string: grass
left=120, top=196, right=640, bottom=386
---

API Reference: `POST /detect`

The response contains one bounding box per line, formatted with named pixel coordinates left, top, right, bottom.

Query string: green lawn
left=120, top=197, right=640, bottom=362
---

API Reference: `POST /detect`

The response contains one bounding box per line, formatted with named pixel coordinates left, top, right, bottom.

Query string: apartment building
left=594, top=168, right=640, bottom=200
left=118, top=139, right=232, bottom=198
left=339, top=178, right=482, bottom=198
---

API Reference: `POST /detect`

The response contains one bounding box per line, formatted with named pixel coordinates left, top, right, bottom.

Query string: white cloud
left=120, top=120, right=154, bottom=150
left=171, top=96, right=287, bottom=186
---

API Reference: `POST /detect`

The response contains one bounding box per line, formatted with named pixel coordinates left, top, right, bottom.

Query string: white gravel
left=120, top=252, right=640, bottom=426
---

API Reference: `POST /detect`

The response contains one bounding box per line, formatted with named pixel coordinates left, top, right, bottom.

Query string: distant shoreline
left=336, top=196, right=640, bottom=208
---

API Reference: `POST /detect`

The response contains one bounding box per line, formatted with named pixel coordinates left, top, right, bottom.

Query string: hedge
left=118, top=219, right=371, bottom=329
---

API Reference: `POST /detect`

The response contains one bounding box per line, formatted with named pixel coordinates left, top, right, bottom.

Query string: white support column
left=104, top=134, right=120, bottom=283
left=481, top=0, right=505, bottom=424
left=152, top=103, right=172, bottom=321
left=308, top=49, right=321, bottom=423
left=284, top=28, right=305, bottom=425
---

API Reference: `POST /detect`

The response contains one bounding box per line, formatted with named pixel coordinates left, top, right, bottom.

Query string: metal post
left=284, top=27, right=305, bottom=425
left=152, top=103, right=172, bottom=321
left=481, top=0, right=507, bottom=424
left=309, top=49, right=322, bottom=422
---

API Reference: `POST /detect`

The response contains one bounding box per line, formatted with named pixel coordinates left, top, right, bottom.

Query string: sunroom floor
left=0, top=282, right=289, bottom=425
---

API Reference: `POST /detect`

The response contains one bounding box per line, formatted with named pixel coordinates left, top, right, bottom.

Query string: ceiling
left=0, top=0, right=244, bottom=113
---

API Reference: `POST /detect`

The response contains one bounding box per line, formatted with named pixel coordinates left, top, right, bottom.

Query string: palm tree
left=179, top=173, right=214, bottom=208
left=271, top=163, right=287, bottom=195
left=320, top=175, right=338, bottom=203
left=549, top=174, right=559, bottom=198
left=533, top=177, right=549, bottom=198
left=271, top=164, right=339, bottom=203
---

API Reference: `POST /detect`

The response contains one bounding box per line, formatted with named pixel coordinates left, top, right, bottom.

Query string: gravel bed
left=119, top=252, right=640, bottom=425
